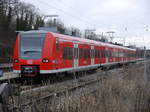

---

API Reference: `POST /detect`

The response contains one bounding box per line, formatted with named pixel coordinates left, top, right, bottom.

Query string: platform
left=0, top=72, right=20, bottom=81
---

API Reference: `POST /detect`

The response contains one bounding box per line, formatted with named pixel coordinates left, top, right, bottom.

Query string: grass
left=11, top=61, right=150, bottom=112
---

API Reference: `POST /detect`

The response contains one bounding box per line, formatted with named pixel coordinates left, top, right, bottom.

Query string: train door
left=106, top=48, right=108, bottom=63
left=73, top=44, right=79, bottom=68
left=91, top=45, right=94, bottom=65
left=55, top=38, right=60, bottom=69
left=100, top=47, right=102, bottom=64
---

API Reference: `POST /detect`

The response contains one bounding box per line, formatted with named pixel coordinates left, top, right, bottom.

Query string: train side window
left=107, top=50, right=109, bottom=58
left=86, top=49, right=88, bottom=58
left=101, top=50, right=104, bottom=58
left=63, top=47, right=67, bottom=59
left=112, top=51, right=114, bottom=58
left=104, top=50, right=106, bottom=58
left=97, top=50, right=100, bottom=58
left=79, top=48, right=83, bottom=59
left=109, top=51, right=111, bottom=58
left=97, top=50, right=99, bottom=58
left=109, top=51, right=111, bottom=57
left=99, top=50, right=102, bottom=58
left=70, top=48, right=73, bottom=59
left=88, top=49, right=90, bottom=58
left=95, top=49, right=97, bottom=58
left=108, top=51, right=110, bottom=58
left=106, top=50, right=108, bottom=58
left=68, top=48, right=70, bottom=59
left=56, top=39, right=59, bottom=51
left=102, top=50, right=104, bottom=58
left=95, top=49, right=98, bottom=58
left=67, top=47, right=72, bottom=60
left=96, top=50, right=98, bottom=58
left=84, top=48, right=87, bottom=59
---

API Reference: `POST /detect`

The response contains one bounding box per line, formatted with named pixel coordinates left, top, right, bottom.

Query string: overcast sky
left=22, top=0, right=150, bottom=48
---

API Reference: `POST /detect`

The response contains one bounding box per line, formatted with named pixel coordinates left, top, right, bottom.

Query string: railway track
left=18, top=60, right=146, bottom=94
left=0, top=63, right=19, bottom=81
left=9, top=66, right=128, bottom=111
left=0, top=63, right=12, bottom=75
left=0, top=63, right=12, bottom=69
left=0, top=59, right=147, bottom=111
left=14, top=59, right=146, bottom=95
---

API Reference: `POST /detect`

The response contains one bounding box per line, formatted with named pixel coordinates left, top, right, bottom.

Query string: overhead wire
left=53, top=0, right=98, bottom=25
left=36, top=0, right=96, bottom=28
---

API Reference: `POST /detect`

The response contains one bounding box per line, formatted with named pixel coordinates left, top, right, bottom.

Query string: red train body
left=13, top=30, right=142, bottom=77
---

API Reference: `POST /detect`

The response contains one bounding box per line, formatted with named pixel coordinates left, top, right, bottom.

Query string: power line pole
left=144, top=46, right=148, bottom=84
left=43, top=15, right=59, bottom=26
left=143, top=26, right=149, bottom=84
left=106, top=31, right=115, bottom=42
left=124, top=27, right=127, bottom=46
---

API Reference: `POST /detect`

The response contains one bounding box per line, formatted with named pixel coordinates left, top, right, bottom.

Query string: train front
left=13, top=31, right=51, bottom=77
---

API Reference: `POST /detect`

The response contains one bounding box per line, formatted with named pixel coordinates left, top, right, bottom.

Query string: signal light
left=42, top=59, right=49, bottom=63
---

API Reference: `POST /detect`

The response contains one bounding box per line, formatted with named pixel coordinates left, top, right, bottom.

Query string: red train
left=13, top=30, right=142, bottom=77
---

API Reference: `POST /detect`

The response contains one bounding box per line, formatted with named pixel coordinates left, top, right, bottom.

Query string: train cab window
left=79, top=48, right=83, bottom=59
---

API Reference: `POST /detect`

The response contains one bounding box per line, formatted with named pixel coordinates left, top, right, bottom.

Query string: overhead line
left=36, top=0, right=96, bottom=28
left=53, top=0, right=98, bottom=25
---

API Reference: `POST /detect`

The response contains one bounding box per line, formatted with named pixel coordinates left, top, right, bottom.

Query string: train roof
left=19, top=30, right=136, bottom=51
left=50, top=32, right=136, bottom=51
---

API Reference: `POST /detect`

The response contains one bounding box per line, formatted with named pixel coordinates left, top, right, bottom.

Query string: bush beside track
left=0, top=31, right=15, bottom=63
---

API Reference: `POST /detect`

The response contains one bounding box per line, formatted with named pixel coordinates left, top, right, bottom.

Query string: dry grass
left=13, top=62, right=150, bottom=112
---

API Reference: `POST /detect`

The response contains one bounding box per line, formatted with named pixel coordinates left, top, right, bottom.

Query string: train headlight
left=14, top=59, right=19, bottom=63
left=42, top=59, right=49, bottom=63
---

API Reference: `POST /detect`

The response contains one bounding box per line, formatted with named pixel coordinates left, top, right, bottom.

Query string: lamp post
left=84, top=29, right=96, bottom=39
left=106, top=31, right=115, bottom=42
left=143, top=26, right=149, bottom=84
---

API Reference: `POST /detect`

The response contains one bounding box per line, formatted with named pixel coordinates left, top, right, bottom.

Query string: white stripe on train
left=13, top=59, right=143, bottom=74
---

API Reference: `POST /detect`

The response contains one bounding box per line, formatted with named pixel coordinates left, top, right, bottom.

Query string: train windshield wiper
left=23, top=50, right=41, bottom=54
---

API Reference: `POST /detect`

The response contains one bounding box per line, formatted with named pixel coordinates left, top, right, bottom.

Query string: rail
left=12, top=76, right=106, bottom=111
left=0, top=63, right=12, bottom=69
left=0, top=59, right=149, bottom=111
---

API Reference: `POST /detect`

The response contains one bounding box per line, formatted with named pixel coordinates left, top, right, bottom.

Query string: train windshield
left=19, top=34, right=45, bottom=59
